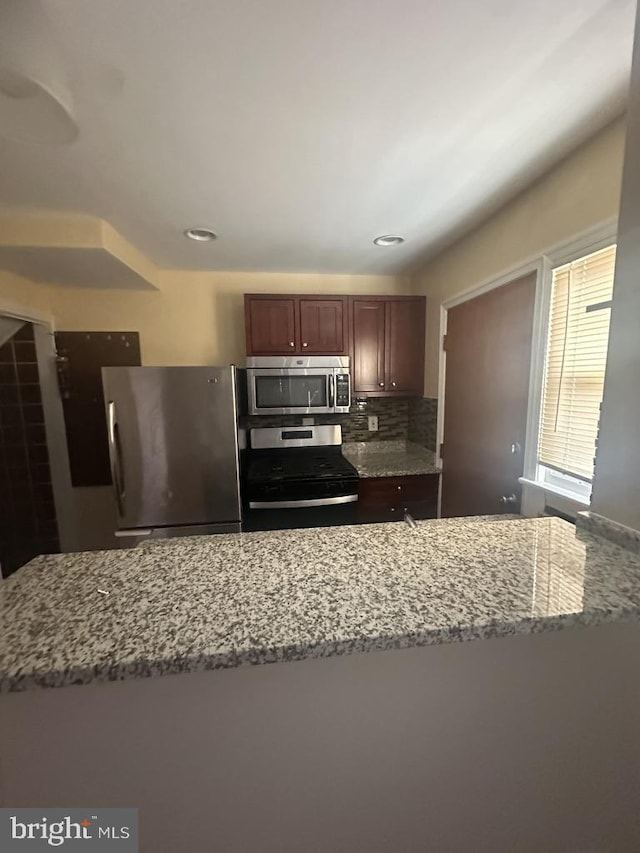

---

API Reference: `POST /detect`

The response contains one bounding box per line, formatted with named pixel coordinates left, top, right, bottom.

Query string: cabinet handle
left=302, top=342, right=308, bottom=348
left=289, top=341, right=295, bottom=347
left=397, top=485, right=402, bottom=491
left=378, top=382, right=385, bottom=387
left=391, top=381, right=397, bottom=387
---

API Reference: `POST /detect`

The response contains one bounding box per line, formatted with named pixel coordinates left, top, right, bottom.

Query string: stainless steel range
left=242, top=425, right=359, bottom=531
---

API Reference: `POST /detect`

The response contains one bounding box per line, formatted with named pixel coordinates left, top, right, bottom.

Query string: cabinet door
left=351, top=300, right=386, bottom=392
left=357, top=477, right=402, bottom=523
left=397, top=475, right=439, bottom=520
left=385, top=298, right=426, bottom=394
left=245, top=297, right=297, bottom=355
left=357, top=474, right=439, bottom=523
left=299, top=298, right=346, bottom=354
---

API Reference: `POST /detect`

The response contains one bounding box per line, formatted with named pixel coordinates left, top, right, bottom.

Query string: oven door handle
left=328, top=374, right=335, bottom=409
left=249, top=494, right=358, bottom=509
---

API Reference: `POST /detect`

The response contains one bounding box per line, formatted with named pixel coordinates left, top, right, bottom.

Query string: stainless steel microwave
left=246, top=356, right=351, bottom=416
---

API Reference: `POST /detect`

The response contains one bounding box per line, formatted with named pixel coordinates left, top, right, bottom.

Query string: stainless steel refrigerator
left=102, top=365, right=242, bottom=542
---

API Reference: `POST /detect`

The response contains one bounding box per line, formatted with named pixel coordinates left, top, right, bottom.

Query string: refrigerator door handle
left=107, top=400, right=126, bottom=517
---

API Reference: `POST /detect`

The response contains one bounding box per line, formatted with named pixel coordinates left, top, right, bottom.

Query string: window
left=537, top=244, right=616, bottom=500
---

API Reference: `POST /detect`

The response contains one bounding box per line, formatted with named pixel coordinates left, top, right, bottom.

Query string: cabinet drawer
left=358, top=475, right=438, bottom=507
left=357, top=505, right=402, bottom=524
left=399, top=499, right=438, bottom=520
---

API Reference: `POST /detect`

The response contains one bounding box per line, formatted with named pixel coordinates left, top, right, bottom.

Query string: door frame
left=435, top=216, right=618, bottom=515
left=0, top=290, right=80, bottom=552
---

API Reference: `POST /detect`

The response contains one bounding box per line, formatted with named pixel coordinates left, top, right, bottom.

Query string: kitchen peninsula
left=2, top=515, right=640, bottom=852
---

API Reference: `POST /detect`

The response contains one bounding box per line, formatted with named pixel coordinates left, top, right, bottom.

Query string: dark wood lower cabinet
left=357, top=474, right=439, bottom=523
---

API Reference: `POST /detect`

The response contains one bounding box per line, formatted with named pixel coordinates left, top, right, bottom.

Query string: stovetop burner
left=246, top=447, right=358, bottom=484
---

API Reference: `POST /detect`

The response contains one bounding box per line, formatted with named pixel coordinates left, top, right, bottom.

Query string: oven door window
left=255, top=375, right=328, bottom=409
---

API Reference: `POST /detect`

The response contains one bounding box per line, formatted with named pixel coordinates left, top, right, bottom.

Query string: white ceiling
left=0, top=0, right=636, bottom=275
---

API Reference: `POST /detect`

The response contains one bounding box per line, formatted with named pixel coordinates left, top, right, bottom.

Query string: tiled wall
left=0, top=324, right=59, bottom=577
left=408, top=396, right=439, bottom=451
left=241, top=397, right=411, bottom=442
left=241, top=395, right=439, bottom=445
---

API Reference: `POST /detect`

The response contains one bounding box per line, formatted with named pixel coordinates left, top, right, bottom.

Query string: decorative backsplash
left=341, top=398, right=410, bottom=442
left=240, top=395, right=438, bottom=446
left=408, top=396, right=438, bottom=451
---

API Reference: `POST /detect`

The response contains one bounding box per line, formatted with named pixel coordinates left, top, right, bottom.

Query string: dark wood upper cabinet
left=245, top=297, right=297, bottom=355
left=244, top=294, right=425, bottom=394
left=385, top=298, right=426, bottom=395
left=351, top=300, right=386, bottom=392
left=245, top=295, right=347, bottom=355
left=299, top=298, right=345, bottom=354
left=350, top=296, right=426, bottom=396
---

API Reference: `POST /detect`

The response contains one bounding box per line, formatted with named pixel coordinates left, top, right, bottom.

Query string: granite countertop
left=2, top=515, right=640, bottom=693
left=342, top=440, right=440, bottom=478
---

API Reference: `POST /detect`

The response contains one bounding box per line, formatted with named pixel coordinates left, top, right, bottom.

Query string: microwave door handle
left=328, top=374, right=335, bottom=409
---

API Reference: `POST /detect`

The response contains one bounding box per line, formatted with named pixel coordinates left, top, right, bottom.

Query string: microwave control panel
left=335, top=374, right=350, bottom=407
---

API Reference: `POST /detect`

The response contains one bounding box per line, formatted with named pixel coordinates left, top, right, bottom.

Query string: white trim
left=522, top=255, right=552, bottom=481
left=519, top=477, right=589, bottom=508
left=435, top=216, right=618, bottom=496
left=439, top=215, right=618, bottom=312
left=543, top=217, right=618, bottom=267
left=436, top=256, right=541, bottom=468
left=442, top=257, right=541, bottom=311
left=526, top=224, right=617, bottom=486
left=0, top=295, right=54, bottom=328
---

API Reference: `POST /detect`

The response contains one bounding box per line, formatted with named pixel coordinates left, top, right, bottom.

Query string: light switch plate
left=368, top=415, right=379, bottom=432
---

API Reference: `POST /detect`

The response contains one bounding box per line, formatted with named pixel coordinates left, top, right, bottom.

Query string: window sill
left=519, top=477, right=589, bottom=508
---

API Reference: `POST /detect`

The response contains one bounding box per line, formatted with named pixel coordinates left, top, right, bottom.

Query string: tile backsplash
left=241, top=395, right=438, bottom=446
left=408, top=396, right=438, bottom=451
left=241, top=397, right=409, bottom=442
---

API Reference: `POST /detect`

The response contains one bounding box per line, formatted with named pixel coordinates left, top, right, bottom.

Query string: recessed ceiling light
left=184, top=227, right=217, bottom=242
left=373, top=235, right=405, bottom=246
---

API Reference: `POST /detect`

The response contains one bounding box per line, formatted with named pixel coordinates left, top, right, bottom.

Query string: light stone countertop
left=342, top=440, right=440, bottom=478
left=2, top=515, right=640, bottom=692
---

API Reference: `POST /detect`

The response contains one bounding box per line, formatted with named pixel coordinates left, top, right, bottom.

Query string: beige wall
left=412, top=117, right=626, bottom=397
left=591, top=12, right=640, bottom=531
left=47, top=271, right=409, bottom=366
left=0, top=269, right=52, bottom=321
left=2, top=267, right=407, bottom=552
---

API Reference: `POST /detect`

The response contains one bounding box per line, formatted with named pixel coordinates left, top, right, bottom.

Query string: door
left=441, top=273, right=536, bottom=517
left=102, top=366, right=241, bottom=529
left=351, top=300, right=386, bottom=392
left=385, top=298, right=425, bottom=394
left=299, top=298, right=346, bottom=354
left=245, top=297, right=297, bottom=354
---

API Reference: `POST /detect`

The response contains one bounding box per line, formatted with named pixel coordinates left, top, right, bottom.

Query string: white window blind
left=538, top=244, right=616, bottom=482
